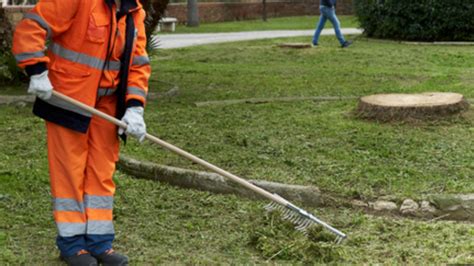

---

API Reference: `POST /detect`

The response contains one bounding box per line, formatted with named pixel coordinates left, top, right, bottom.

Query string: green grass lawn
left=1, top=35, right=473, bottom=264
left=164, top=15, right=359, bottom=34
left=137, top=36, right=474, bottom=199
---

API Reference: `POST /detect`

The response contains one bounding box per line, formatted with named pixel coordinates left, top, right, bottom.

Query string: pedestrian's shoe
left=94, top=249, right=129, bottom=266
left=60, top=250, right=98, bottom=266
left=311, top=42, right=318, bottom=47
left=341, top=40, right=353, bottom=48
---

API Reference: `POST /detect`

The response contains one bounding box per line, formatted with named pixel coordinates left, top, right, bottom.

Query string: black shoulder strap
left=116, top=13, right=135, bottom=142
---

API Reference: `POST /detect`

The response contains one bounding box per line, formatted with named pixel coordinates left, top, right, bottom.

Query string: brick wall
left=166, top=1, right=354, bottom=23
left=4, top=1, right=354, bottom=27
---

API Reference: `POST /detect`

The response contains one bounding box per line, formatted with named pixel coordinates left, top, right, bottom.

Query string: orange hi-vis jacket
left=12, top=0, right=151, bottom=133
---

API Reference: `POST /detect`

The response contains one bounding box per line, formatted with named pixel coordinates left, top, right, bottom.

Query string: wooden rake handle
left=52, top=91, right=288, bottom=206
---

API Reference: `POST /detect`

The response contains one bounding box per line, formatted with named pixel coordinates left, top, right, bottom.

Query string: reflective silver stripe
left=53, top=198, right=84, bottom=213
left=98, top=88, right=116, bottom=97
left=132, top=56, right=150, bottom=66
left=57, top=222, right=86, bottom=237
left=87, top=220, right=114, bottom=235
left=127, top=86, right=147, bottom=98
left=14, top=50, right=45, bottom=62
left=24, top=13, right=52, bottom=39
left=45, top=94, right=92, bottom=117
left=103, top=60, right=121, bottom=71
left=84, top=195, right=113, bottom=210
left=49, top=42, right=121, bottom=71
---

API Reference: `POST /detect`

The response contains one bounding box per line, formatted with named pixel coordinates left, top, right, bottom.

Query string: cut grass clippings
left=0, top=165, right=472, bottom=264
left=1, top=32, right=473, bottom=264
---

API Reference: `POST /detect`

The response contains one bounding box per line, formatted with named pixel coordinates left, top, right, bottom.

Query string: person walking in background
left=312, top=0, right=352, bottom=48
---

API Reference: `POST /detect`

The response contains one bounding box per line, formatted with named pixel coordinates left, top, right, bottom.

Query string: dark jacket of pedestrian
left=321, top=0, right=336, bottom=8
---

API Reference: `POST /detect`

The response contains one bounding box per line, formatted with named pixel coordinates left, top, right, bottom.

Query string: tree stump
left=356, top=92, right=470, bottom=121
left=278, top=43, right=312, bottom=49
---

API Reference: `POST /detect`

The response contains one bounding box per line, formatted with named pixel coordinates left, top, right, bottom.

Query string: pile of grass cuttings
left=249, top=211, right=345, bottom=263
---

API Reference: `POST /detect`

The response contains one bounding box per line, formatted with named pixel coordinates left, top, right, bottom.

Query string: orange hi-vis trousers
left=46, top=95, right=119, bottom=256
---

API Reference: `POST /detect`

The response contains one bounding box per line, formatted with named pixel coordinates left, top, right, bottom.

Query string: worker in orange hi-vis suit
left=12, top=0, right=151, bottom=264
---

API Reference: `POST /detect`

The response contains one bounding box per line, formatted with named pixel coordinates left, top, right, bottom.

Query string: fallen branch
left=118, top=155, right=325, bottom=207
left=277, top=43, right=312, bottom=49
left=0, top=95, right=35, bottom=105
left=194, top=96, right=358, bottom=107
left=428, top=213, right=450, bottom=223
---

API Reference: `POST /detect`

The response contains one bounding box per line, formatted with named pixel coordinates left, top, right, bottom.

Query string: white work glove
left=28, top=70, right=53, bottom=100
left=118, top=106, right=146, bottom=142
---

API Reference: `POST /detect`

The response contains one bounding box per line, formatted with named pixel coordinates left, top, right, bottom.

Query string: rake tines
left=264, top=198, right=347, bottom=244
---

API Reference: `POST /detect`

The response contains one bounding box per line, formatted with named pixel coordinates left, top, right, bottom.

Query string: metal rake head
left=264, top=202, right=346, bottom=244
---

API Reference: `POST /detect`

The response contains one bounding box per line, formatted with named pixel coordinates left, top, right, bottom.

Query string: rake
left=52, top=91, right=347, bottom=244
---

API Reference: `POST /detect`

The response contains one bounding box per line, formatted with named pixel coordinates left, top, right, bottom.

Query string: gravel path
left=154, top=28, right=363, bottom=49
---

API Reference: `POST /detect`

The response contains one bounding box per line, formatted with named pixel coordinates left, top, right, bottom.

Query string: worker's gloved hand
left=28, top=70, right=53, bottom=100
left=118, top=106, right=146, bottom=142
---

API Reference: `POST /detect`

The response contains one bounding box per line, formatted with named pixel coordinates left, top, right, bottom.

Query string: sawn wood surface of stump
left=356, top=92, right=469, bottom=121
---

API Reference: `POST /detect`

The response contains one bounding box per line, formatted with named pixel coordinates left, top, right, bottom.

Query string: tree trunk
left=262, top=0, right=267, bottom=22
left=356, top=93, right=470, bottom=121
left=139, top=0, right=170, bottom=52
left=187, top=0, right=199, bottom=27
left=0, top=7, right=13, bottom=53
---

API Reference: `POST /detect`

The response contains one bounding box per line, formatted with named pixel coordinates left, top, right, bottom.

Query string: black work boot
left=60, top=250, right=98, bottom=266
left=94, top=249, right=128, bottom=266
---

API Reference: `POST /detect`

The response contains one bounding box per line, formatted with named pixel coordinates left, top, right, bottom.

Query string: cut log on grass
left=194, top=96, right=358, bottom=107
left=356, top=92, right=470, bottom=121
left=429, top=194, right=474, bottom=221
left=0, top=95, right=35, bottom=105
left=277, top=43, right=312, bottom=49
left=118, top=156, right=474, bottom=221
left=118, top=155, right=325, bottom=207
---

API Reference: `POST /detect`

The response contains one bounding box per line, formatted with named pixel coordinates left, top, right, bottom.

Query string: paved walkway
left=154, top=28, right=363, bottom=49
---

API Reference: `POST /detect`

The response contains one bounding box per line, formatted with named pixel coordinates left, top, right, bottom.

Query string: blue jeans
left=312, top=6, right=346, bottom=45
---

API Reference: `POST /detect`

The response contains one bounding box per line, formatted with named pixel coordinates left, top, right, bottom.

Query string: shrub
left=355, top=0, right=474, bottom=42
left=140, top=0, right=170, bottom=52
left=0, top=7, right=25, bottom=85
